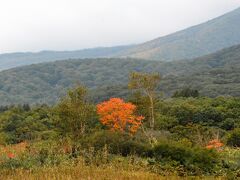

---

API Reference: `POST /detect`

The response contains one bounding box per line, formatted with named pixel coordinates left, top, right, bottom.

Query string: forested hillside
left=0, top=44, right=239, bottom=105
left=0, top=45, right=132, bottom=71
left=120, top=7, right=240, bottom=61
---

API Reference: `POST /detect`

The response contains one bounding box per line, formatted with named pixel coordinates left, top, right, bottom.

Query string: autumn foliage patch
left=97, top=98, right=144, bottom=134
left=0, top=142, right=27, bottom=159
left=206, top=139, right=224, bottom=150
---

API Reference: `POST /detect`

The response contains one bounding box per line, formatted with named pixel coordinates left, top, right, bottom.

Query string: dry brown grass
left=0, top=164, right=225, bottom=180
left=0, top=165, right=159, bottom=180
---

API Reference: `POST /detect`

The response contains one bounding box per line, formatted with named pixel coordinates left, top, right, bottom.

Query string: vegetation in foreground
left=0, top=159, right=162, bottom=180
left=0, top=72, right=240, bottom=179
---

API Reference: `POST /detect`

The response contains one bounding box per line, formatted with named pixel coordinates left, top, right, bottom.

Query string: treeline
left=0, top=72, right=240, bottom=177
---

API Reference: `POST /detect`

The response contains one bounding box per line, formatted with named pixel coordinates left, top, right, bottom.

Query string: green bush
left=153, top=141, right=219, bottom=174
left=81, top=130, right=151, bottom=156
left=192, top=107, right=224, bottom=125
left=0, top=157, right=39, bottom=169
left=227, top=129, right=240, bottom=147
left=155, top=113, right=178, bottom=130
left=220, top=118, right=235, bottom=130
left=220, top=148, right=240, bottom=178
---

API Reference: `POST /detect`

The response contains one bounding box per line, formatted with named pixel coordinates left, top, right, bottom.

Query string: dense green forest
left=0, top=73, right=240, bottom=178
left=0, top=44, right=240, bottom=105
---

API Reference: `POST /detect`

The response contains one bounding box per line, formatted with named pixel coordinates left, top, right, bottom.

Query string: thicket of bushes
left=0, top=86, right=240, bottom=177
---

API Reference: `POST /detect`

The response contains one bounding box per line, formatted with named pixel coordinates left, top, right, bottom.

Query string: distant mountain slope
left=0, top=44, right=240, bottom=105
left=1, top=7, right=240, bottom=70
left=119, top=7, right=240, bottom=61
left=0, top=45, right=132, bottom=71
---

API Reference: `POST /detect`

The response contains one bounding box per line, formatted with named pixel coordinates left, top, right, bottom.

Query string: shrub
left=192, top=107, right=224, bottom=125
left=220, top=118, right=235, bottom=130
left=220, top=148, right=240, bottom=178
left=0, top=154, right=41, bottom=169
left=153, top=141, right=219, bottom=174
left=155, top=113, right=178, bottom=130
left=227, top=129, right=240, bottom=147
left=81, top=130, right=151, bottom=156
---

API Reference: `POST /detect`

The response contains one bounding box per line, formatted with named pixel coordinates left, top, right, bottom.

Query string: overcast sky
left=0, top=0, right=240, bottom=53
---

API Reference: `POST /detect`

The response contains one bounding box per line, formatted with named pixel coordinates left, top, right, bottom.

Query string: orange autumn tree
left=97, top=98, right=144, bottom=134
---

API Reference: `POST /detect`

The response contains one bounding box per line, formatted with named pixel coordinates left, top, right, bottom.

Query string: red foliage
left=0, top=142, right=28, bottom=159
left=7, top=152, right=15, bottom=159
left=97, top=98, right=144, bottom=134
left=206, top=139, right=224, bottom=150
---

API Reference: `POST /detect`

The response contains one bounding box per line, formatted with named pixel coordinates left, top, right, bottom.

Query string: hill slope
left=0, top=44, right=239, bottom=105
left=0, top=45, right=132, bottom=71
left=120, top=7, right=240, bottom=61
left=1, top=7, right=240, bottom=70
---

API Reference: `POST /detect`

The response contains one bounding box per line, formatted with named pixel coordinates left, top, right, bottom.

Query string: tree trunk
left=149, top=95, right=154, bottom=129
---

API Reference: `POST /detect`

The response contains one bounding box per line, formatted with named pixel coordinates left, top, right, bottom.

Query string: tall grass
left=0, top=165, right=159, bottom=180
left=0, top=164, right=225, bottom=180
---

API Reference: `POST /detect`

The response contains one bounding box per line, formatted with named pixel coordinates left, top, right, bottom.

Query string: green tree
left=128, top=72, right=160, bottom=129
left=227, top=128, right=240, bottom=147
left=55, top=86, right=95, bottom=143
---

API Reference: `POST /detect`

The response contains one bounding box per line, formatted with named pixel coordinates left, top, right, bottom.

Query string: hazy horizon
left=0, top=0, right=240, bottom=54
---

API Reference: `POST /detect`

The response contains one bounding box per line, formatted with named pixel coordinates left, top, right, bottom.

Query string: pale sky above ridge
left=0, top=0, right=240, bottom=53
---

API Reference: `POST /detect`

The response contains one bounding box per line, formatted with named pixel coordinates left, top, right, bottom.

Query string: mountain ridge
left=119, top=7, right=240, bottom=61
left=0, top=43, right=239, bottom=105
left=0, top=7, right=240, bottom=70
left=0, top=45, right=132, bottom=71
